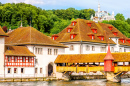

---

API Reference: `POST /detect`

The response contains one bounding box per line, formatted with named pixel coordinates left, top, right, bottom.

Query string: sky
left=0, top=0, right=130, bottom=19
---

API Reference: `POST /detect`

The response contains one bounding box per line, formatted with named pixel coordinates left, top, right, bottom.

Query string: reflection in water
left=0, top=78, right=129, bottom=86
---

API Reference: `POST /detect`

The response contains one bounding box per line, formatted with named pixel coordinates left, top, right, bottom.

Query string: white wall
left=27, top=45, right=65, bottom=77
left=4, top=67, right=34, bottom=78
left=0, top=37, right=5, bottom=75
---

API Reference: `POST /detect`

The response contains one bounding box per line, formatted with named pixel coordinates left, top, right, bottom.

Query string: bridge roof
left=54, top=52, right=130, bottom=63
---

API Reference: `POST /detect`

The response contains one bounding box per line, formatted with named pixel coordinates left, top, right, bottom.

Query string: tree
left=126, top=18, right=130, bottom=24
left=115, top=13, right=125, bottom=21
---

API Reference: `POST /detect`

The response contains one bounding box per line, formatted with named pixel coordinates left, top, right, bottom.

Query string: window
left=14, top=68, right=17, bottom=73
left=14, top=57, right=17, bottom=62
left=21, top=68, right=24, bottom=73
left=100, top=47, right=106, bottom=52
left=8, top=57, right=11, bottom=62
left=101, top=37, right=104, bottom=41
left=35, top=48, right=43, bottom=54
left=124, top=49, right=126, bottom=52
left=35, top=59, right=38, bottom=64
left=70, top=45, right=74, bottom=51
left=8, top=68, right=11, bottom=73
left=35, top=68, right=37, bottom=73
left=40, top=68, right=42, bottom=73
left=71, top=35, right=73, bottom=39
left=29, top=57, right=31, bottom=62
left=92, top=46, right=95, bottom=51
left=72, top=22, right=74, bottom=26
left=111, top=47, right=114, bottom=52
left=22, top=57, right=25, bottom=62
left=119, top=48, right=122, bottom=52
left=48, top=49, right=52, bottom=55
left=54, top=49, right=58, bottom=55
left=68, top=29, right=70, bottom=33
left=92, top=36, right=94, bottom=40
left=86, top=45, right=90, bottom=51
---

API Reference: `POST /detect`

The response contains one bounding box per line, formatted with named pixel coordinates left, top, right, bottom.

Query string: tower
left=104, top=44, right=114, bottom=72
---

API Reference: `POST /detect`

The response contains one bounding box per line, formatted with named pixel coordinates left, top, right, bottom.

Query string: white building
left=91, top=3, right=115, bottom=22
left=0, top=26, right=67, bottom=78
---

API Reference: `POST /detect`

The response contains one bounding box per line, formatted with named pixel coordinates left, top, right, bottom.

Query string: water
left=0, top=78, right=130, bottom=86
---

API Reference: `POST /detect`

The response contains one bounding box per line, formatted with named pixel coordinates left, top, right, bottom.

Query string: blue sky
left=0, top=0, right=130, bottom=19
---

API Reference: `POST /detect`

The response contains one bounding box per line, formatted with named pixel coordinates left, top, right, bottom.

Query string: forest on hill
left=0, top=2, right=130, bottom=37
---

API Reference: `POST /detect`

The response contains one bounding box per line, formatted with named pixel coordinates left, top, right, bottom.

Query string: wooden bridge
left=54, top=45, right=130, bottom=82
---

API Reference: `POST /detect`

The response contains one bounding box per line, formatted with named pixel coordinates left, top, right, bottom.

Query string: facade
left=0, top=26, right=66, bottom=78
left=91, top=3, right=115, bottom=22
left=0, top=18, right=130, bottom=78
left=52, top=19, right=130, bottom=73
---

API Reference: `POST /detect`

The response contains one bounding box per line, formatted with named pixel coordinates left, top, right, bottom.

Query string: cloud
left=8, top=0, right=44, bottom=5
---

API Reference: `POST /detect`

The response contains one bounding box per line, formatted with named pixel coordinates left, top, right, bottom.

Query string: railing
left=56, top=66, right=130, bottom=73
left=56, top=66, right=104, bottom=73
left=114, top=66, right=130, bottom=73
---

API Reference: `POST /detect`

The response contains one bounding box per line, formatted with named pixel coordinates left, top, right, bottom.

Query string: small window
left=111, top=47, right=114, bottom=52
left=119, top=48, right=122, bottom=52
left=48, top=49, right=52, bottom=55
left=124, top=49, right=126, bottom=52
left=71, top=35, right=73, bottom=39
left=8, top=68, right=11, bottom=73
left=14, top=57, right=17, bottom=62
left=92, top=46, right=95, bottom=51
left=14, top=68, right=17, bottom=73
left=35, top=48, right=43, bottom=54
left=22, top=57, right=25, bottom=62
left=100, top=47, right=106, bottom=52
left=29, top=57, right=31, bottom=62
left=35, top=59, right=38, bottom=64
left=68, top=29, right=70, bottom=33
left=21, top=68, right=24, bottom=73
left=54, top=49, right=58, bottom=55
left=101, top=37, right=104, bottom=41
left=86, top=45, right=90, bottom=51
left=72, top=22, right=74, bottom=26
left=35, top=68, right=37, bottom=73
left=8, top=57, right=11, bottom=62
left=70, top=45, right=74, bottom=51
left=40, top=68, right=42, bottom=73
left=92, top=36, right=94, bottom=40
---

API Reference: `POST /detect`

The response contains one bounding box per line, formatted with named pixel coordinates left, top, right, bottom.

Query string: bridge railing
left=56, top=66, right=104, bottom=73
left=56, top=66, right=130, bottom=73
left=114, top=66, right=130, bottom=73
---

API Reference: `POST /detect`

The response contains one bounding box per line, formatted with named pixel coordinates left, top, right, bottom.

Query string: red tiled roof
left=54, top=19, right=130, bottom=46
left=5, top=27, right=67, bottom=48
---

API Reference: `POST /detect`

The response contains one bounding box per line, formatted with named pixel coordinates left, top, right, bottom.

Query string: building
left=0, top=18, right=130, bottom=78
left=52, top=19, right=130, bottom=54
left=0, top=26, right=67, bottom=78
left=91, top=3, right=115, bottom=22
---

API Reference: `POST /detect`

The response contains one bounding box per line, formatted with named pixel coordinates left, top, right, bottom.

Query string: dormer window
left=119, top=38, right=125, bottom=43
left=126, top=39, right=130, bottom=43
left=88, top=34, right=94, bottom=40
left=92, top=35, right=94, bottom=40
left=67, top=28, right=73, bottom=33
left=98, top=36, right=104, bottom=41
left=87, top=22, right=92, bottom=27
left=71, top=21, right=77, bottom=26
left=91, top=28, right=97, bottom=34
left=70, top=34, right=77, bottom=39
left=108, top=26, right=113, bottom=31
left=51, top=34, right=59, bottom=40
left=112, top=32, right=118, bottom=36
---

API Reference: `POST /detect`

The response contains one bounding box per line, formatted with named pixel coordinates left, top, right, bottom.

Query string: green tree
left=126, top=18, right=130, bottom=24
left=115, top=13, right=125, bottom=21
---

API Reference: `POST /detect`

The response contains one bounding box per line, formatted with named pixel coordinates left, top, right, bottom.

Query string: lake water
left=0, top=78, right=130, bottom=86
